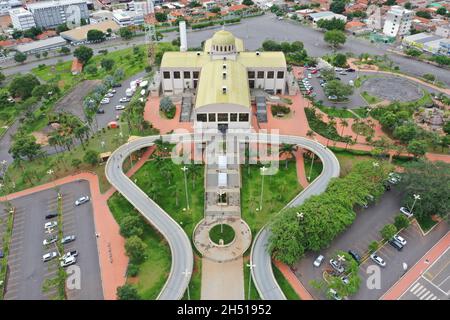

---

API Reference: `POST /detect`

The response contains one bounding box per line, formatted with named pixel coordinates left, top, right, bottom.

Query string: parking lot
left=400, top=247, right=449, bottom=300
left=3, top=181, right=102, bottom=300
left=292, top=186, right=449, bottom=300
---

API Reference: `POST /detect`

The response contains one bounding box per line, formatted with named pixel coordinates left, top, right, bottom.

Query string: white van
left=126, top=88, right=134, bottom=97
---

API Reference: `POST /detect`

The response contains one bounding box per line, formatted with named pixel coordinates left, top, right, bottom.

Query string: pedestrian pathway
left=273, top=260, right=314, bottom=300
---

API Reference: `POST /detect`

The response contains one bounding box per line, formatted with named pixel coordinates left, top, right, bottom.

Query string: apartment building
left=382, top=5, right=413, bottom=37
left=1, top=0, right=22, bottom=16
left=112, top=9, right=144, bottom=27
left=9, top=7, right=36, bottom=31
left=27, top=0, right=89, bottom=29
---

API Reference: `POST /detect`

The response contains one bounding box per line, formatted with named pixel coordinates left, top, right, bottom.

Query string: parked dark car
left=112, top=83, right=122, bottom=88
left=45, top=212, right=58, bottom=220
left=0, top=250, right=4, bottom=258
left=348, top=250, right=361, bottom=264
left=388, top=239, right=404, bottom=251
left=346, top=68, right=356, bottom=72
left=97, top=108, right=105, bottom=114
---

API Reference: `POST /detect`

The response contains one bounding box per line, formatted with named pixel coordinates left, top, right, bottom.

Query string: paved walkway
left=381, top=231, right=450, bottom=300
left=294, top=149, right=309, bottom=188
left=201, top=259, right=244, bottom=300
left=273, top=260, right=314, bottom=300
left=144, top=96, right=193, bottom=134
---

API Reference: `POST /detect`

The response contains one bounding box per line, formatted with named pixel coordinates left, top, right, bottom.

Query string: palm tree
left=188, top=163, right=201, bottom=189
left=340, top=119, right=349, bottom=136
left=306, top=130, right=315, bottom=140
left=279, top=144, right=297, bottom=169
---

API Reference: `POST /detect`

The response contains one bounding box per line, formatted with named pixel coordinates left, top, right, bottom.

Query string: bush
left=117, top=284, right=140, bottom=300
left=125, top=235, right=147, bottom=264
left=271, top=104, right=290, bottom=116
left=380, top=224, right=397, bottom=240
left=83, top=149, right=99, bottom=165
left=368, top=241, right=379, bottom=253
left=394, top=214, right=410, bottom=230
left=127, top=263, right=140, bottom=277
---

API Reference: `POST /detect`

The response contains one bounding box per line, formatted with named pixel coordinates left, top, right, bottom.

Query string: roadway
left=250, top=135, right=340, bottom=300
left=105, top=134, right=194, bottom=300
left=2, top=15, right=449, bottom=86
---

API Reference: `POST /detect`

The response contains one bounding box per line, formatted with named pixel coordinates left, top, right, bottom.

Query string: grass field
left=316, top=104, right=357, bottom=119
left=303, top=155, right=323, bottom=182
left=241, top=162, right=302, bottom=236
left=361, top=91, right=383, bottom=105
left=272, top=263, right=300, bottom=300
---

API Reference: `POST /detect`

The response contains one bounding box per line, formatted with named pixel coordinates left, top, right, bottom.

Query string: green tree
left=380, top=224, right=397, bottom=240
left=416, top=11, right=432, bottom=19
left=368, top=241, right=379, bottom=253
left=393, top=123, right=417, bottom=143
left=119, top=27, right=133, bottom=40
left=60, top=46, right=70, bottom=55
left=125, top=235, right=147, bottom=263
left=32, top=84, right=58, bottom=100
left=262, top=40, right=282, bottom=51
left=83, top=149, right=99, bottom=165
left=155, top=12, right=168, bottom=22
left=394, top=214, right=410, bottom=230
left=443, top=122, right=450, bottom=135
left=117, top=284, right=140, bottom=300
left=9, top=134, right=42, bottom=161
left=120, top=215, right=144, bottom=238
left=400, top=160, right=450, bottom=221
left=332, top=53, right=347, bottom=67
left=101, top=58, right=115, bottom=71
left=73, top=46, right=93, bottom=64
left=436, top=7, right=447, bottom=15
left=407, top=139, right=427, bottom=158
left=87, top=29, right=105, bottom=42
left=317, top=17, right=346, bottom=31
left=12, top=29, right=22, bottom=39
left=0, top=71, right=5, bottom=85
left=404, top=2, right=412, bottom=9
left=423, top=73, right=435, bottom=82
left=84, top=64, right=97, bottom=74
left=14, top=51, right=27, bottom=63
left=320, top=68, right=336, bottom=81
left=56, top=24, right=69, bottom=34
left=71, top=158, right=82, bottom=169
left=405, top=48, right=422, bottom=57
left=324, top=30, right=346, bottom=49
left=23, top=26, right=42, bottom=39
left=324, top=80, right=353, bottom=101
left=209, top=6, right=221, bottom=13
left=9, top=73, right=40, bottom=99
left=242, top=0, right=254, bottom=5
left=330, top=0, right=345, bottom=14
left=384, top=0, right=396, bottom=5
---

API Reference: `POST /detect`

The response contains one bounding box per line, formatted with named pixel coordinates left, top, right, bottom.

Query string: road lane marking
left=421, top=275, right=448, bottom=295
left=411, top=284, right=423, bottom=294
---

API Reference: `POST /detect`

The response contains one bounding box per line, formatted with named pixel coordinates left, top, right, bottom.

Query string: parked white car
left=75, top=196, right=90, bottom=206
left=313, top=255, right=325, bottom=267
left=115, top=105, right=126, bottom=110
left=370, top=253, right=386, bottom=267
left=394, top=235, right=407, bottom=246
left=44, top=221, right=57, bottom=229
left=60, top=256, right=77, bottom=268
left=42, top=252, right=57, bottom=262
left=400, top=206, right=413, bottom=218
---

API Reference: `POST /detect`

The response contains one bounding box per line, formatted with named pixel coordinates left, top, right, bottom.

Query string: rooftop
left=16, top=36, right=66, bottom=52
left=195, top=59, right=250, bottom=109
left=27, top=0, right=87, bottom=10
left=60, top=20, right=119, bottom=41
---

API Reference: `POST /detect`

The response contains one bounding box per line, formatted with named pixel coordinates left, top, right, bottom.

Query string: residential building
left=382, top=5, right=413, bottom=37
left=308, top=11, right=347, bottom=24
left=9, top=7, right=36, bottom=31
left=435, top=25, right=450, bottom=38
left=112, top=9, right=144, bottom=27
left=160, top=30, right=287, bottom=130
left=0, top=0, right=21, bottom=16
left=27, top=0, right=89, bottom=29
left=15, top=35, right=67, bottom=54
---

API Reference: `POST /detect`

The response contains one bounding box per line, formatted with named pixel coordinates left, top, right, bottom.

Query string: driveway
left=292, top=186, right=449, bottom=300
left=2, top=181, right=102, bottom=300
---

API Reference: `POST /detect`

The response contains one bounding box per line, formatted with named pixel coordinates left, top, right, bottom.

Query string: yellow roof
left=195, top=59, right=250, bottom=109
left=211, top=30, right=236, bottom=46
left=239, top=51, right=287, bottom=68
left=204, top=37, right=244, bottom=52
left=160, top=51, right=209, bottom=68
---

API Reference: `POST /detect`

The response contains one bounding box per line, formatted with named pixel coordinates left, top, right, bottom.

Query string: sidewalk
left=381, top=231, right=450, bottom=300
left=273, top=260, right=314, bottom=300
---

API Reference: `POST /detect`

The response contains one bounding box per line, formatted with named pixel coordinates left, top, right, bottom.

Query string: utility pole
left=182, top=269, right=191, bottom=300
left=247, top=263, right=256, bottom=300
left=259, top=166, right=267, bottom=211
left=181, top=166, right=190, bottom=210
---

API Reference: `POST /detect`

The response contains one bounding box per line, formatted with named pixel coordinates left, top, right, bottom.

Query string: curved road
left=250, top=135, right=340, bottom=300
left=105, top=134, right=193, bottom=300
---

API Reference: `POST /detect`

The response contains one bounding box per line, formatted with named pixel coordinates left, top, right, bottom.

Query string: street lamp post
left=181, top=166, right=190, bottom=210
left=247, top=263, right=256, bottom=300
left=296, top=212, right=304, bottom=223
left=259, top=166, right=267, bottom=211
left=308, top=152, right=315, bottom=181
left=182, top=269, right=192, bottom=300
left=410, top=194, right=421, bottom=213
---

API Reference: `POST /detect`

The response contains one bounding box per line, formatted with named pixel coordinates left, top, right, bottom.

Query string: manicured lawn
left=107, top=193, right=171, bottom=300
left=352, top=107, right=369, bottom=118
left=272, top=263, right=300, bottom=300
left=416, top=215, right=438, bottom=233
left=243, top=255, right=261, bottom=300
left=303, top=155, right=323, bottom=182
left=241, top=162, right=302, bottom=236
left=316, top=104, right=357, bottom=118
left=209, top=224, right=235, bottom=245
left=182, top=255, right=202, bottom=300
left=330, top=148, right=374, bottom=176
left=32, top=61, right=81, bottom=92
left=361, top=91, right=383, bottom=104
left=131, top=160, right=205, bottom=238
